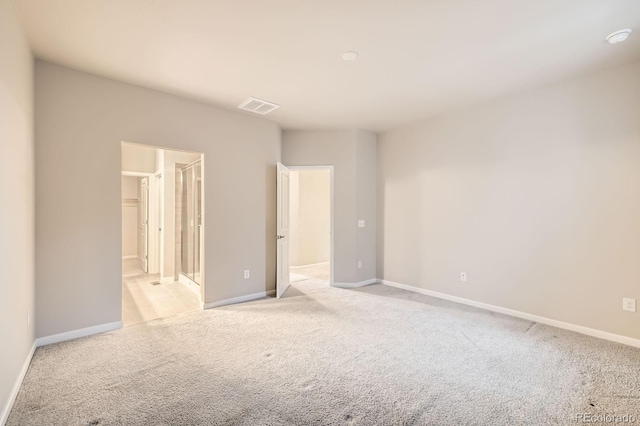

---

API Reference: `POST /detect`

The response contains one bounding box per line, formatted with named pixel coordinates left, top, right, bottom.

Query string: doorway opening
left=121, top=142, right=204, bottom=325
left=276, top=164, right=333, bottom=298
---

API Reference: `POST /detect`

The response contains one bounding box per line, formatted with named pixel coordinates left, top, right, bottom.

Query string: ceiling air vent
left=237, top=97, right=280, bottom=115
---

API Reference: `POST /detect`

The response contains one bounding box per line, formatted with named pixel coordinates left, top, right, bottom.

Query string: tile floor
left=122, top=260, right=201, bottom=326
left=290, top=262, right=330, bottom=284
left=122, top=258, right=145, bottom=277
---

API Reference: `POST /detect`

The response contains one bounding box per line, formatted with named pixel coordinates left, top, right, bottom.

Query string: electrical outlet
left=358, top=220, right=365, bottom=228
left=357, top=260, right=362, bottom=269
left=460, top=272, right=467, bottom=282
left=244, top=270, right=250, bottom=279
left=623, top=298, right=636, bottom=312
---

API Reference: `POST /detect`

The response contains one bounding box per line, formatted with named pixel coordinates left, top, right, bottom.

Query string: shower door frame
left=179, top=160, right=204, bottom=288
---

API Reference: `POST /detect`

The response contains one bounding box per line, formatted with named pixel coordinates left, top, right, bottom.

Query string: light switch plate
left=244, top=270, right=250, bottom=279
left=358, top=220, right=365, bottom=228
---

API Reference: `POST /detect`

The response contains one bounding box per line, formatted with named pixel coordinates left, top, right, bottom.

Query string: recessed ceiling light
left=605, top=29, right=632, bottom=44
left=342, top=51, right=359, bottom=61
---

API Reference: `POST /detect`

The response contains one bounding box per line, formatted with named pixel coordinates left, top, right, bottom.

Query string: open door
left=155, top=173, right=163, bottom=275
left=276, top=163, right=290, bottom=298
left=140, top=177, right=149, bottom=273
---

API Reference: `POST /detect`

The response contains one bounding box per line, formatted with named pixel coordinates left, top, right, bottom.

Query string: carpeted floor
left=8, top=280, right=640, bottom=425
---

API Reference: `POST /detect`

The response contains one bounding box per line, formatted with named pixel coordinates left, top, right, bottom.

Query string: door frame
left=139, top=176, right=149, bottom=272
left=153, top=171, right=163, bottom=277
left=286, top=165, right=335, bottom=288
left=121, top=141, right=206, bottom=309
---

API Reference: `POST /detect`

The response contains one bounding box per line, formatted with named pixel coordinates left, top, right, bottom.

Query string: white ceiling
left=16, top=0, right=640, bottom=132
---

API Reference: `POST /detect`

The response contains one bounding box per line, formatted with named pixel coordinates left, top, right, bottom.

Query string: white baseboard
left=178, top=274, right=201, bottom=297
left=160, top=276, right=174, bottom=284
left=291, top=261, right=330, bottom=269
left=122, top=273, right=143, bottom=278
left=1, top=342, right=36, bottom=426
left=122, top=255, right=138, bottom=260
left=203, top=290, right=276, bottom=309
left=380, top=279, right=640, bottom=349
left=333, top=278, right=377, bottom=289
left=35, top=321, right=123, bottom=348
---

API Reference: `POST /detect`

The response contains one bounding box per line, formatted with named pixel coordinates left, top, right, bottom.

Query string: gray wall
left=378, top=60, right=640, bottom=340
left=356, top=131, right=377, bottom=282
left=282, top=130, right=376, bottom=284
left=35, top=61, right=280, bottom=338
left=0, top=0, right=35, bottom=420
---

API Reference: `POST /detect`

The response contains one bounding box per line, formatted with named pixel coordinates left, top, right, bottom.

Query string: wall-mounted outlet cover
left=460, top=272, right=467, bottom=282
left=623, top=298, right=636, bottom=312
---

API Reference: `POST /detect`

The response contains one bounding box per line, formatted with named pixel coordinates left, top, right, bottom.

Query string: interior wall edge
left=1, top=0, right=36, bottom=422
left=0, top=342, right=36, bottom=426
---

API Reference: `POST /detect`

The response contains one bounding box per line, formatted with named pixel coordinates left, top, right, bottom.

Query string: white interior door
left=157, top=173, right=164, bottom=278
left=276, top=163, right=290, bottom=298
left=140, top=177, right=149, bottom=272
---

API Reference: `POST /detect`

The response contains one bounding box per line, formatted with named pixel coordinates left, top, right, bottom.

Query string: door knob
left=275, top=235, right=285, bottom=239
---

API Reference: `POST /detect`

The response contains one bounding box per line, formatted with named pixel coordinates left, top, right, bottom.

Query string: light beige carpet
left=8, top=282, right=640, bottom=425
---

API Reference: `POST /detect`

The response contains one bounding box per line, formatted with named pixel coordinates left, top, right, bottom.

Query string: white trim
left=138, top=177, right=150, bottom=273
left=122, top=273, right=145, bottom=278
left=121, top=171, right=154, bottom=177
left=146, top=171, right=161, bottom=275
left=380, top=279, right=640, bottom=349
left=287, top=165, right=335, bottom=288
left=160, top=276, right=174, bottom=284
left=1, top=342, right=35, bottom=426
left=290, top=261, right=330, bottom=269
left=35, top=321, right=123, bottom=348
left=198, top=156, right=206, bottom=303
left=122, top=255, right=138, bottom=260
left=203, top=290, right=276, bottom=309
left=333, top=278, right=377, bottom=289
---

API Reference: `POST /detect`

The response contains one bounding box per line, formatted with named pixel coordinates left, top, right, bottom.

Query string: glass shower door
left=181, top=161, right=202, bottom=284
left=193, top=162, right=201, bottom=284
